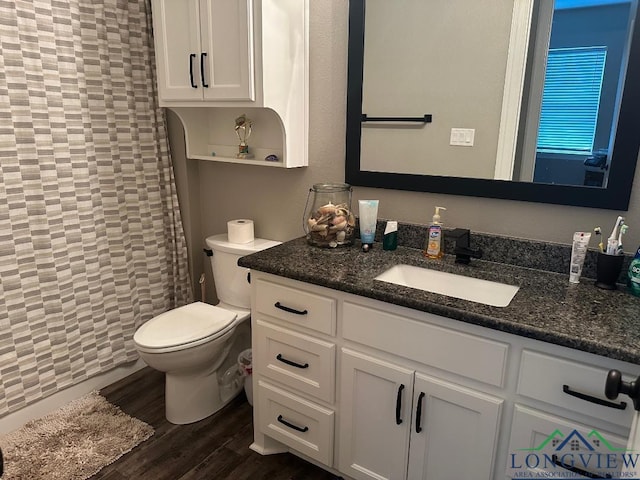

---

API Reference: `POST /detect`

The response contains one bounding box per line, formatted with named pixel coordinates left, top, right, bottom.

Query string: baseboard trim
left=249, top=442, right=288, bottom=456
left=0, top=358, right=146, bottom=434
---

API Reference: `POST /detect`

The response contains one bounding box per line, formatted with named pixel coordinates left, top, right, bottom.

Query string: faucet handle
left=447, top=228, right=482, bottom=264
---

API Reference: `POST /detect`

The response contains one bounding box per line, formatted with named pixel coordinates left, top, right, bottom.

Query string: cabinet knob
left=605, top=369, right=640, bottom=411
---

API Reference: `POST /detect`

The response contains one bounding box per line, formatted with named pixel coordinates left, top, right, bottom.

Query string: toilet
left=133, top=233, right=280, bottom=424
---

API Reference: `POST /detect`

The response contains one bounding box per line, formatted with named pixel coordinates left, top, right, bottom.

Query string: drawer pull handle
left=189, top=53, right=198, bottom=88
left=395, top=384, right=405, bottom=425
left=552, top=454, right=612, bottom=479
left=415, top=392, right=425, bottom=433
left=277, top=415, right=309, bottom=433
left=274, top=302, right=308, bottom=316
left=276, top=354, right=309, bottom=369
left=562, top=384, right=627, bottom=410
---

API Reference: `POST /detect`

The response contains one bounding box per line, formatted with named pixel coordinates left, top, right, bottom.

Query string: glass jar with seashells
left=303, top=183, right=355, bottom=248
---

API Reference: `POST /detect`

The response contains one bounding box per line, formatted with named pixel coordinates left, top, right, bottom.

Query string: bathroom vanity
left=239, top=237, right=640, bottom=479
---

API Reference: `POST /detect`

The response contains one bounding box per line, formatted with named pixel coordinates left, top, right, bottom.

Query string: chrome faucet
left=447, top=228, right=483, bottom=265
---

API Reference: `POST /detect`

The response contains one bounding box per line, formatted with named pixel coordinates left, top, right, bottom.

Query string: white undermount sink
left=374, top=264, right=519, bottom=307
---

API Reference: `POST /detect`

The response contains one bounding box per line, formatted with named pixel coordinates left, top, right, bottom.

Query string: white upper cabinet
left=152, top=0, right=254, bottom=102
left=150, top=0, right=308, bottom=168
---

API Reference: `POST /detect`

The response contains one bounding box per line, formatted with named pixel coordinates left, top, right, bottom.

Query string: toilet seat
left=134, top=302, right=238, bottom=353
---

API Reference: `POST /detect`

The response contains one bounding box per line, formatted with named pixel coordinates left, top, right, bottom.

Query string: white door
left=624, top=413, right=640, bottom=477
left=407, top=373, right=503, bottom=480
left=151, top=0, right=203, bottom=101
left=507, top=404, right=628, bottom=479
left=339, top=348, right=414, bottom=480
left=199, top=0, right=255, bottom=101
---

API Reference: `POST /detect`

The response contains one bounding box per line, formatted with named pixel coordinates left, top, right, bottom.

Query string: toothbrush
left=594, top=226, right=603, bottom=252
left=617, top=224, right=628, bottom=255
left=606, top=216, right=625, bottom=255
left=608, top=216, right=624, bottom=242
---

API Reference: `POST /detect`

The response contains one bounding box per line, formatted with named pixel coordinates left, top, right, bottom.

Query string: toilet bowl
left=133, top=234, right=280, bottom=424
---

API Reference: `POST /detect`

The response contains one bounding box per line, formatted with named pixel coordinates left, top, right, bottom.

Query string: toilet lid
left=134, top=302, right=237, bottom=350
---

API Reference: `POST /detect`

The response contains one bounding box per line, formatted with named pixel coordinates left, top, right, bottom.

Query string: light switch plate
left=450, top=128, right=475, bottom=146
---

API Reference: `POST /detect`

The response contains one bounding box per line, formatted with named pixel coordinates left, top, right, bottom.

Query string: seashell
left=332, top=215, right=346, bottom=225
left=347, top=213, right=356, bottom=227
left=317, top=203, right=336, bottom=216
left=307, top=217, right=318, bottom=230
left=315, top=214, right=332, bottom=225
left=336, top=231, right=346, bottom=242
left=311, top=223, right=329, bottom=232
left=330, top=220, right=347, bottom=232
left=329, top=240, right=338, bottom=248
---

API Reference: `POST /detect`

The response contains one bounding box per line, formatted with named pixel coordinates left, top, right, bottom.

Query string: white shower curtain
left=0, top=0, right=192, bottom=415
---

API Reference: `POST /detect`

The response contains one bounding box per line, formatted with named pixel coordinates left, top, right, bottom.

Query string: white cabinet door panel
left=151, top=0, right=202, bottom=100
left=408, top=373, right=503, bottom=480
left=339, top=348, right=414, bottom=480
left=199, top=0, right=254, bottom=101
left=625, top=412, right=640, bottom=477
left=507, top=404, right=627, bottom=479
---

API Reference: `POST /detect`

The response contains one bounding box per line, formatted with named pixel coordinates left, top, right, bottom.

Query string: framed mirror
left=345, top=0, right=640, bottom=209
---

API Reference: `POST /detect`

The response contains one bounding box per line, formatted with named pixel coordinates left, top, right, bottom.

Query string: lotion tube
left=358, top=200, right=379, bottom=244
left=569, top=231, right=591, bottom=283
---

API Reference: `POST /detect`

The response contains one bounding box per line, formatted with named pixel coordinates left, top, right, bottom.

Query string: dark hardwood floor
left=91, top=367, right=340, bottom=480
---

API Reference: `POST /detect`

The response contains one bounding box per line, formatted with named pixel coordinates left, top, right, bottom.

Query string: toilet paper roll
left=227, top=219, right=255, bottom=244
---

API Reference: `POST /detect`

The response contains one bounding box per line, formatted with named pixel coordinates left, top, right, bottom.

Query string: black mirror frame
left=345, top=0, right=640, bottom=210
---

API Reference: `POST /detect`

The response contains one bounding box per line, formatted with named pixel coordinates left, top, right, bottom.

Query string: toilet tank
left=205, top=234, right=280, bottom=309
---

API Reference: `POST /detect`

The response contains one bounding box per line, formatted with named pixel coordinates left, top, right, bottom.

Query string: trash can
left=238, top=349, right=253, bottom=406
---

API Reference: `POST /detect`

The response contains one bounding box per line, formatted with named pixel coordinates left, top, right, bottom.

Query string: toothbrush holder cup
left=595, top=252, right=624, bottom=290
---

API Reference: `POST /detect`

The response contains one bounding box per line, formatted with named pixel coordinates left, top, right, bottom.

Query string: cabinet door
left=339, top=349, right=414, bottom=480
left=625, top=412, right=640, bottom=477
left=151, top=0, right=203, bottom=101
left=507, top=404, right=628, bottom=479
left=199, top=0, right=255, bottom=101
left=407, top=373, right=503, bottom=480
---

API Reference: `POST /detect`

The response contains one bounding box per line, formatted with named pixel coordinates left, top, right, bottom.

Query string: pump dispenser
left=424, top=206, right=446, bottom=259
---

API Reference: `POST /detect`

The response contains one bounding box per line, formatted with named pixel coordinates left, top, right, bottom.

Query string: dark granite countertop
left=239, top=237, right=640, bottom=365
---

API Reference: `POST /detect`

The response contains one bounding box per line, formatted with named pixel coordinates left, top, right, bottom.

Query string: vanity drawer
left=255, top=279, right=336, bottom=336
left=258, top=380, right=334, bottom=466
left=517, top=350, right=635, bottom=427
left=342, top=302, right=508, bottom=387
left=255, top=320, right=336, bottom=403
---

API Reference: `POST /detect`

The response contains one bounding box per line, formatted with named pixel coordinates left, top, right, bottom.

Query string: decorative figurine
left=234, top=114, right=254, bottom=159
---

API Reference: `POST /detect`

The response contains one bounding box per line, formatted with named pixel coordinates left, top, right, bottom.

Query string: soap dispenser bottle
left=424, top=206, right=446, bottom=259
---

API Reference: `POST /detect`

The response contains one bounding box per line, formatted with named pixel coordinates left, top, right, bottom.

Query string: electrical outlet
left=450, top=128, right=475, bottom=146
